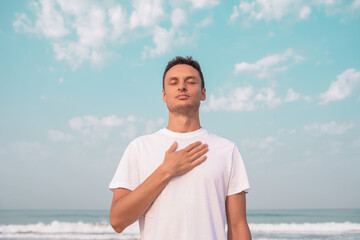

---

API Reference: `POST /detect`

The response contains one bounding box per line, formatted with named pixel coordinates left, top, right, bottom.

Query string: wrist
left=157, top=163, right=173, bottom=182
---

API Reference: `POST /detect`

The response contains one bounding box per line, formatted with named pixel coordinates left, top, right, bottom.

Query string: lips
left=176, top=94, right=190, bottom=99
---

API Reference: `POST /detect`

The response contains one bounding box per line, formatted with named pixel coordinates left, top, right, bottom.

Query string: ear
left=200, top=88, right=206, bottom=101
left=162, top=89, right=167, bottom=103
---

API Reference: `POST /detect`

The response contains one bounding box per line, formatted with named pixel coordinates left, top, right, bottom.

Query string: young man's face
left=162, top=64, right=206, bottom=115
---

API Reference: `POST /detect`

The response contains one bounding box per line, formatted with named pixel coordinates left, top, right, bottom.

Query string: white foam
left=1, top=221, right=360, bottom=239
left=0, top=221, right=139, bottom=239
left=249, top=222, right=360, bottom=234
left=0, top=233, right=135, bottom=239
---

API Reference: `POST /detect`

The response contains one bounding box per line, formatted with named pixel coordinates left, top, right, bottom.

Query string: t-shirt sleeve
left=227, top=145, right=250, bottom=196
left=108, top=141, right=140, bottom=192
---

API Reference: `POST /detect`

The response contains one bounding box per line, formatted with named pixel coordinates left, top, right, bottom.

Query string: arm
left=226, top=191, right=251, bottom=240
left=109, top=141, right=208, bottom=233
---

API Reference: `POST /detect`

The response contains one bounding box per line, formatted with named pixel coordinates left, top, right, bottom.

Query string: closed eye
left=169, top=80, right=178, bottom=85
left=185, top=76, right=198, bottom=84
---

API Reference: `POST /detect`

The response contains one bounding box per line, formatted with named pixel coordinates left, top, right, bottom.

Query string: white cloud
left=304, top=121, right=354, bottom=136
left=231, top=0, right=357, bottom=23
left=142, top=8, right=191, bottom=58
left=126, top=115, right=137, bottom=123
left=69, top=114, right=127, bottom=134
left=231, top=0, right=304, bottom=22
left=289, top=129, right=296, bottom=134
left=59, top=77, right=63, bottom=83
left=304, top=96, right=312, bottom=102
left=53, top=41, right=101, bottom=69
left=13, top=13, right=35, bottom=34
left=0, top=141, right=50, bottom=162
left=14, top=0, right=218, bottom=67
left=267, top=31, right=275, bottom=37
left=278, top=128, right=297, bottom=135
left=203, top=85, right=313, bottom=112
left=187, top=0, right=219, bottom=9
left=230, top=5, right=240, bottom=21
left=48, top=129, right=72, bottom=141
left=284, top=88, right=312, bottom=102
left=299, top=5, right=311, bottom=19
left=75, top=6, right=107, bottom=48
left=352, top=0, right=360, bottom=9
left=129, top=0, right=164, bottom=29
left=66, top=114, right=165, bottom=144
left=171, top=8, right=187, bottom=27
left=202, top=85, right=293, bottom=111
left=108, top=5, right=127, bottom=41
left=28, top=0, right=70, bottom=38
left=284, top=88, right=301, bottom=102
left=69, top=116, right=91, bottom=134
left=13, top=1, right=124, bottom=69
left=234, top=48, right=304, bottom=78
left=57, top=5, right=108, bottom=68
left=67, top=114, right=135, bottom=144
left=240, top=135, right=278, bottom=154
left=13, top=0, right=70, bottom=39
left=101, top=115, right=126, bottom=126
left=121, top=123, right=137, bottom=140
left=255, top=88, right=282, bottom=108
left=57, top=0, right=87, bottom=15
left=277, top=128, right=285, bottom=135
left=315, top=0, right=336, bottom=6
left=146, top=118, right=165, bottom=134
left=319, top=68, right=360, bottom=104
left=202, top=86, right=256, bottom=112
left=197, top=17, right=213, bottom=27
left=142, top=26, right=175, bottom=58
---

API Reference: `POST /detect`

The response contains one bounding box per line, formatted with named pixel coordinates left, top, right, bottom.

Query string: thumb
left=167, top=141, right=177, bottom=153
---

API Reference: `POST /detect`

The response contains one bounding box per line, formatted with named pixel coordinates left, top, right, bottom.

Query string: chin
left=168, top=103, right=200, bottom=115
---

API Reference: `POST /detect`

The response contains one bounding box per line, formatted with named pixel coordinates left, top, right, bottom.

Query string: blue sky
left=0, top=0, right=359, bottom=210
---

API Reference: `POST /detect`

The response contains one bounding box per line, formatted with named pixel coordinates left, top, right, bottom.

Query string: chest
left=136, top=140, right=232, bottom=190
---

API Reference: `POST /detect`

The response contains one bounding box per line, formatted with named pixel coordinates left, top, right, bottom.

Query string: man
left=109, top=56, right=251, bottom=240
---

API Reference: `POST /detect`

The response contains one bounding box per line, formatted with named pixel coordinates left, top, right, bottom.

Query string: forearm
left=110, top=164, right=172, bottom=232
left=226, top=192, right=251, bottom=240
left=227, top=223, right=251, bottom=240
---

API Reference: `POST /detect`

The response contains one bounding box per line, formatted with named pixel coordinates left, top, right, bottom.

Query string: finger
left=190, top=155, right=207, bottom=168
left=184, top=141, right=202, bottom=152
left=189, top=147, right=208, bottom=161
left=167, top=141, right=177, bottom=153
left=188, top=143, right=208, bottom=155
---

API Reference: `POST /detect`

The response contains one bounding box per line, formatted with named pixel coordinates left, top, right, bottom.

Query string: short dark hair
left=163, top=56, right=205, bottom=89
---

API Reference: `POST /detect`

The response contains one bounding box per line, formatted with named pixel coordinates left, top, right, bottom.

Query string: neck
left=166, top=110, right=201, bottom=133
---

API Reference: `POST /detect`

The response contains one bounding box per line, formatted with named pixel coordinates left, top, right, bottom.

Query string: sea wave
left=249, top=222, right=360, bottom=234
left=0, top=221, right=359, bottom=239
left=0, top=221, right=117, bottom=234
left=0, top=221, right=137, bottom=239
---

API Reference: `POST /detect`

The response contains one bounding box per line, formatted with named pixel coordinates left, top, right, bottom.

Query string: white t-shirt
left=109, top=128, right=250, bottom=240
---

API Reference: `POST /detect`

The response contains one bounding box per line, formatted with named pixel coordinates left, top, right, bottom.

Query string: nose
left=178, top=82, right=186, bottom=91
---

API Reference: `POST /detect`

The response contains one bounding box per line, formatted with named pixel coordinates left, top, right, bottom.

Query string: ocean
left=0, top=209, right=359, bottom=239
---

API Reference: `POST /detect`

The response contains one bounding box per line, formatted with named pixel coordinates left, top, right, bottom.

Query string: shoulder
left=206, top=131, right=236, bottom=149
left=128, top=130, right=163, bottom=146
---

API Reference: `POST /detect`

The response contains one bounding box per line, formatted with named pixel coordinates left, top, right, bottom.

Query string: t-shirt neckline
left=159, top=127, right=207, bottom=139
